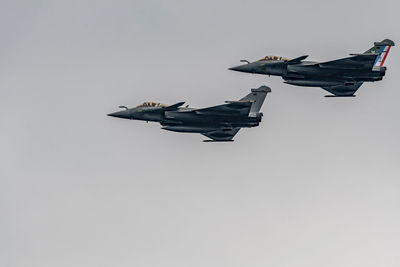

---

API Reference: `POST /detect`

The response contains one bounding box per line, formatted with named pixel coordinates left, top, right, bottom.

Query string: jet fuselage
left=230, top=60, right=386, bottom=87
left=108, top=107, right=262, bottom=133
left=108, top=86, right=271, bottom=141
left=229, top=39, right=394, bottom=96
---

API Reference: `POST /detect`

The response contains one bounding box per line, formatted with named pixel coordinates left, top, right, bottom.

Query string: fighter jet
left=107, top=86, right=271, bottom=142
left=230, top=39, right=394, bottom=97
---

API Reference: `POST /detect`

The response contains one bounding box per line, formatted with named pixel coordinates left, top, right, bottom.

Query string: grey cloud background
left=1, top=0, right=399, bottom=266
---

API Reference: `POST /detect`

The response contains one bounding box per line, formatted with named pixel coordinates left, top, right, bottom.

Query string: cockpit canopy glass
left=136, top=102, right=167, bottom=108
left=258, top=55, right=291, bottom=61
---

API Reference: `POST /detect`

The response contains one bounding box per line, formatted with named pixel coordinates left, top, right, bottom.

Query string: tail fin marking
left=373, top=45, right=391, bottom=68
left=364, top=39, right=394, bottom=70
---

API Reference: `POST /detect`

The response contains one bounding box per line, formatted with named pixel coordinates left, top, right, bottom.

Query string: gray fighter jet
left=230, top=39, right=394, bottom=96
left=108, top=86, right=271, bottom=142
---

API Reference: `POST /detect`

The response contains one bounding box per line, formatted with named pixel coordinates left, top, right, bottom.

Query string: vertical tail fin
left=364, top=39, right=395, bottom=70
left=240, top=85, right=271, bottom=117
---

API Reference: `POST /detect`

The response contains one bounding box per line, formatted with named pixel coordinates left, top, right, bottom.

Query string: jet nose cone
left=229, top=63, right=256, bottom=73
left=107, top=110, right=131, bottom=119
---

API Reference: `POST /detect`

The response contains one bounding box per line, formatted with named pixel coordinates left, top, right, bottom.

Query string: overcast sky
left=1, top=1, right=399, bottom=267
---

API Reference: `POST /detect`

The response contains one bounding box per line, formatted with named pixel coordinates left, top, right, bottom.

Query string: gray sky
left=1, top=0, right=399, bottom=266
